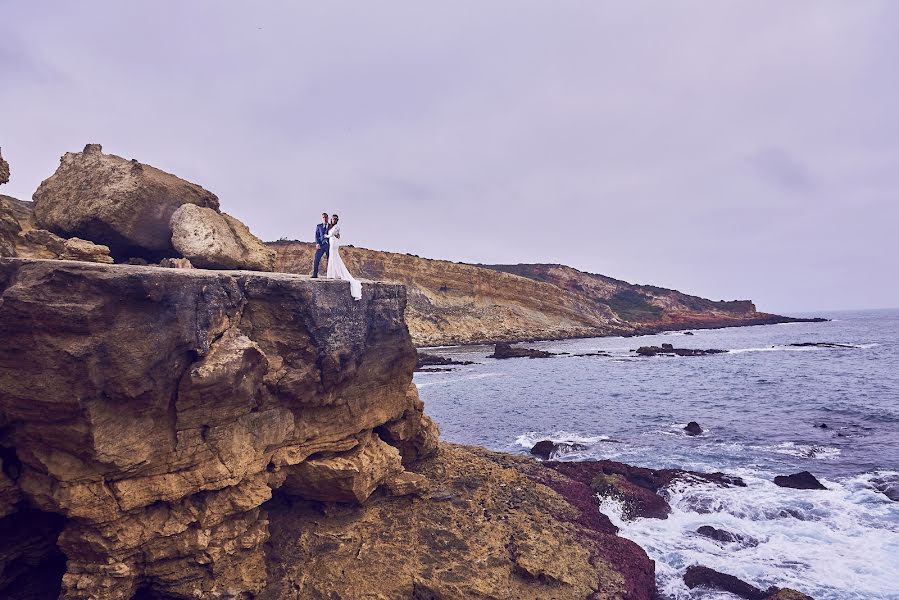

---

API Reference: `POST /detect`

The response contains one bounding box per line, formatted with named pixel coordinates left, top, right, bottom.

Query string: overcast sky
left=2, top=1, right=897, bottom=312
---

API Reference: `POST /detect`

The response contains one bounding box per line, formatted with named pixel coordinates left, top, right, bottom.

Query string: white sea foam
left=766, top=442, right=841, bottom=460
left=603, top=473, right=899, bottom=600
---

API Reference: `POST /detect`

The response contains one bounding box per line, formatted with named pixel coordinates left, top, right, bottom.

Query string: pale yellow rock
left=281, top=434, right=404, bottom=504
left=170, top=204, right=274, bottom=271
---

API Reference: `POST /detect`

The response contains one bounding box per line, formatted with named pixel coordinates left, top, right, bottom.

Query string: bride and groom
left=312, top=212, right=362, bottom=300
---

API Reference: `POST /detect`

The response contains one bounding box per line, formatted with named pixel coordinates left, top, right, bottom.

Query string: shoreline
left=415, top=314, right=828, bottom=350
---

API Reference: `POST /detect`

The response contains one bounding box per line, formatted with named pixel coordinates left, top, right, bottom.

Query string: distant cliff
left=270, top=241, right=818, bottom=347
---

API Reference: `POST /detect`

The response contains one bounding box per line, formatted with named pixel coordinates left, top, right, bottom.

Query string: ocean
left=414, top=309, right=899, bottom=600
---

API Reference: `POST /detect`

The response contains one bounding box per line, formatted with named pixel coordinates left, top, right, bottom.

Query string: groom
left=312, top=212, right=329, bottom=278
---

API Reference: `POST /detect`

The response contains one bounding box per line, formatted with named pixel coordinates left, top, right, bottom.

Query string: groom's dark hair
left=321, top=212, right=328, bottom=218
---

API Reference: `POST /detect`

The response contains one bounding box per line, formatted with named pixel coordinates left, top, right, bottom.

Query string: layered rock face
left=271, top=241, right=814, bottom=346
left=0, top=258, right=435, bottom=599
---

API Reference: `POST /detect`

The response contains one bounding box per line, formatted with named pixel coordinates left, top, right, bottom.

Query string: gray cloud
left=1, top=0, right=897, bottom=312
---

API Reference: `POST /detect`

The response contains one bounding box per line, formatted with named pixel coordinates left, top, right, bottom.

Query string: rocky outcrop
left=774, top=471, right=827, bottom=490
left=635, top=343, right=727, bottom=356
left=1, top=196, right=114, bottom=263
left=170, top=205, right=275, bottom=271
left=544, top=460, right=746, bottom=520
left=415, top=351, right=475, bottom=371
left=489, top=342, right=557, bottom=359
left=0, top=257, right=660, bottom=599
left=0, top=257, right=434, bottom=599
left=33, top=144, right=220, bottom=261
left=262, top=444, right=656, bottom=600
left=270, top=241, right=820, bottom=346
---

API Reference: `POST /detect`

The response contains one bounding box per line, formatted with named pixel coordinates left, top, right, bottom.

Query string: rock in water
left=489, top=342, right=556, bottom=359
left=684, top=421, right=703, bottom=436
left=33, top=143, right=219, bottom=260
left=0, top=147, right=9, bottom=185
left=774, top=471, right=827, bottom=490
left=170, top=204, right=275, bottom=271
left=530, top=440, right=588, bottom=459
left=683, top=565, right=770, bottom=599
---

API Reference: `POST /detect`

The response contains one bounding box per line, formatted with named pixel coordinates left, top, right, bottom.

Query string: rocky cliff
left=0, top=258, right=659, bottom=599
left=271, top=241, right=815, bottom=347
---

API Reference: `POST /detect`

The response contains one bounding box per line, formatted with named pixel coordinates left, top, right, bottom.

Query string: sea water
left=414, top=309, right=899, bottom=600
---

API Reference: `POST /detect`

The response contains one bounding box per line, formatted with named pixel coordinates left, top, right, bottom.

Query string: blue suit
left=312, top=222, right=330, bottom=277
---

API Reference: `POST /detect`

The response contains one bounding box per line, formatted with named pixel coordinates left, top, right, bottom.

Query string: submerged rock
left=33, top=143, right=220, bottom=260
left=774, top=471, right=827, bottom=490
left=684, top=421, right=703, bottom=436
left=489, top=342, right=556, bottom=359
left=170, top=204, right=275, bottom=271
left=787, top=342, right=855, bottom=349
left=696, top=525, right=757, bottom=546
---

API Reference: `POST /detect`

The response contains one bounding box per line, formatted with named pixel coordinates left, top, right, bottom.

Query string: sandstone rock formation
left=0, top=257, right=434, bottom=599
left=271, top=240, right=823, bottom=346
left=1, top=196, right=113, bottom=263
left=33, top=144, right=220, bottom=260
left=262, top=444, right=657, bottom=600
left=170, top=204, right=275, bottom=271
left=0, top=257, right=671, bottom=599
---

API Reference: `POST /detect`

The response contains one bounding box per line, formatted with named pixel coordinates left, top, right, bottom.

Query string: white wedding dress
left=326, top=225, right=362, bottom=301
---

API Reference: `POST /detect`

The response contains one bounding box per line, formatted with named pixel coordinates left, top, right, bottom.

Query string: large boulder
left=169, top=203, right=275, bottom=271
left=33, top=144, right=219, bottom=260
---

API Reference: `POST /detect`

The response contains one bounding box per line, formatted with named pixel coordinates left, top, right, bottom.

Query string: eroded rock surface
left=262, top=444, right=656, bottom=600
left=0, top=148, right=9, bottom=185
left=170, top=204, right=275, bottom=271
left=33, top=144, right=219, bottom=260
left=0, top=257, right=432, bottom=599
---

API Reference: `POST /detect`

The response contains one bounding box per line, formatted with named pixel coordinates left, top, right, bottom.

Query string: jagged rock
left=261, top=444, right=657, bottom=600
left=489, top=342, right=556, bottom=359
left=0, top=257, right=418, bottom=599
left=530, top=440, right=587, bottom=460
left=764, top=589, right=815, bottom=600
left=32, top=144, right=220, bottom=260
left=544, top=460, right=745, bottom=520
left=159, top=257, right=194, bottom=269
left=0, top=508, right=67, bottom=599
left=170, top=204, right=275, bottom=271
left=0, top=148, right=9, bottom=185
left=871, top=474, right=899, bottom=502
left=774, top=471, right=827, bottom=490
left=684, top=421, right=703, bottom=436
left=788, top=342, right=855, bottom=349
left=375, top=384, right=440, bottom=466
left=281, top=433, right=403, bottom=504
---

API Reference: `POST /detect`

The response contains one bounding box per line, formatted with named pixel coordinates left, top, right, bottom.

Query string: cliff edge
left=0, top=258, right=655, bottom=599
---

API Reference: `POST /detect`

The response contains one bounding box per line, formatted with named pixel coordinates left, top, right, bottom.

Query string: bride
left=325, top=214, right=362, bottom=301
